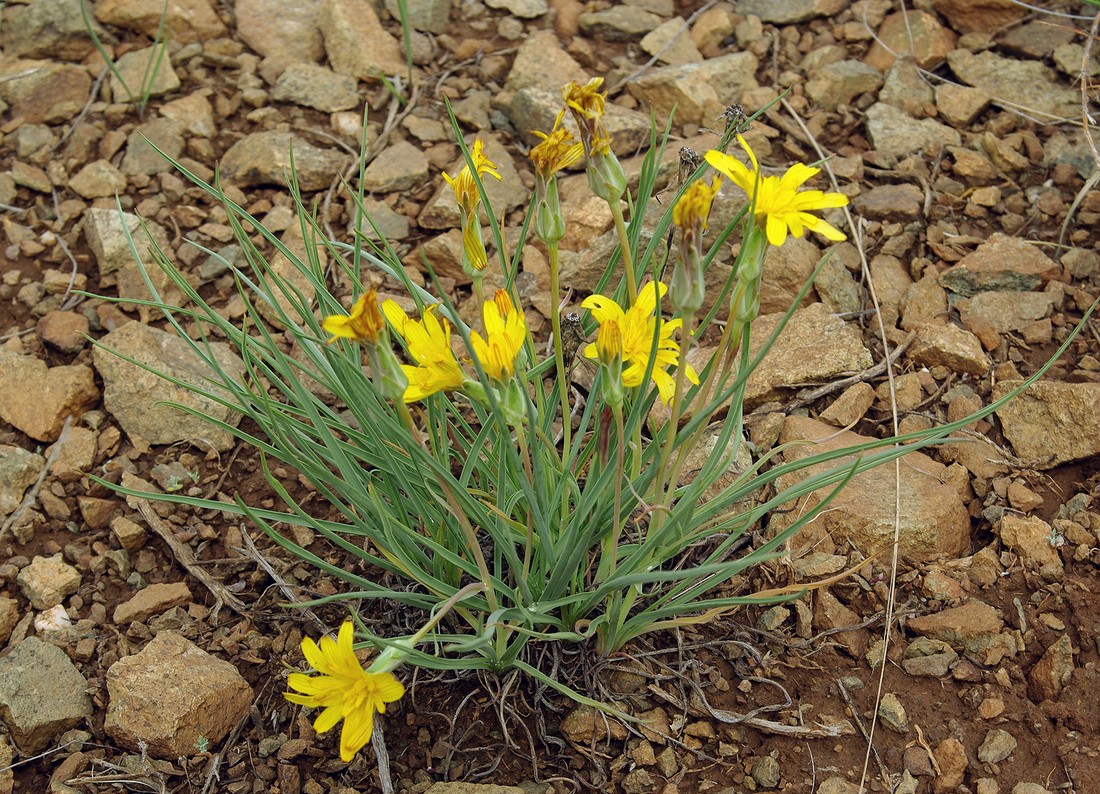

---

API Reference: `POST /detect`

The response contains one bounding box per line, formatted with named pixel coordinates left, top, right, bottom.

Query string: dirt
left=1, top=0, right=1100, bottom=793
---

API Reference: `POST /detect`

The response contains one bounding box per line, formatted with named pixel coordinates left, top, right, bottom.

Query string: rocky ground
left=1, top=0, right=1100, bottom=792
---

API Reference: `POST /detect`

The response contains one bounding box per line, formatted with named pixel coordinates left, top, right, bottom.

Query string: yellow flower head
left=470, top=290, right=527, bottom=384
left=530, top=110, right=584, bottom=180
left=322, top=289, right=385, bottom=344
left=704, top=135, right=848, bottom=247
left=285, top=622, right=405, bottom=763
left=672, top=175, right=722, bottom=237
left=443, top=139, right=502, bottom=217
left=582, top=281, right=699, bottom=405
left=562, top=78, right=612, bottom=156
left=595, top=317, right=622, bottom=366
left=382, top=300, right=466, bottom=402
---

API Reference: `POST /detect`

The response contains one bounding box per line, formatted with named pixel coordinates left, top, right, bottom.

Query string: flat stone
left=121, top=117, right=187, bottom=176
left=769, top=416, right=971, bottom=561
left=68, top=159, right=128, bottom=199
left=484, top=0, right=547, bottom=17
left=641, top=18, right=703, bottom=66
left=10, top=160, right=52, bottom=193
left=1001, top=20, right=1076, bottom=58
left=877, top=693, right=909, bottom=733
left=879, top=58, right=935, bottom=119
left=936, top=84, right=990, bottom=128
left=994, top=380, right=1100, bottom=468
left=110, top=44, right=181, bottom=104
left=933, top=738, right=967, bottom=793
left=159, top=91, right=217, bottom=138
left=814, top=589, right=869, bottom=658
left=908, top=323, right=989, bottom=377
left=95, top=0, right=227, bottom=44
left=362, top=140, right=431, bottom=194
left=0, top=61, right=91, bottom=124
left=947, top=49, right=1078, bottom=121
left=503, top=29, right=588, bottom=93
left=424, top=785, right=527, bottom=794
left=0, top=637, right=92, bottom=753
left=83, top=206, right=170, bottom=281
left=0, top=349, right=99, bottom=442
left=0, top=445, right=44, bottom=520
left=626, top=52, right=759, bottom=126
left=559, top=704, right=628, bottom=743
left=93, top=322, right=248, bottom=451
left=1029, top=635, right=1074, bottom=702
left=933, top=0, right=1025, bottom=33
left=236, top=0, right=324, bottom=64
left=977, top=728, right=1016, bottom=764
left=959, top=290, right=1053, bottom=334
left=814, top=255, right=861, bottom=314
left=998, top=514, right=1063, bottom=576
left=353, top=198, right=410, bottom=240
left=819, top=383, right=875, bottom=427
left=105, top=631, right=253, bottom=758
left=940, top=233, right=1060, bottom=296
left=865, top=102, right=961, bottom=158
left=114, top=582, right=193, bottom=625
left=865, top=10, right=956, bottom=71
left=735, top=0, right=847, bottom=24
left=908, top=601, right=1016, bottom=663
left=0, top=0, right=97, bottom=60
left=578, top=6, right=662, bottom=41
left=384, top=0, right=451, bottom=31
left=852, top=183, right=923, bottom=220
left=17, top=554, right=81, bottom=610
left=902, top=637, right=958, bottom=678
left=319, top=0, right=405, bottom=81
left=806, top=60, right=883, bottom=112
left=220, top=131, right=351, bottom=190
left=273, top=63, right=360, bottom=113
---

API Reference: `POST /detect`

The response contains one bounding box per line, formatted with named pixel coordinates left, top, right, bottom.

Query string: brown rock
left=993, top=380, right=1100, bottom=469
left=932, top=737, right=967, bottom=793
left=866, top=11, right=956, bottom=71
left=559, top=704, right=628, bottom=742
left=36, top=311, right=90, bottom=354
left=940, top=233, right=1060, bottom=296
left=113, top=582, right=193, bottom=625
left=908, top=323, right=989, bottom=377
left=852, top=183, right=923, bottom=221
left=0, top=61, right=92, bottom=124
left=819, top=383, right=875, bottom=427
left=933, top=0, right=1025, bottom=33
left=814, top=589, right=869, bottom=658
left=908, top=601, right=1015, bottom=663
left=1029, top=635, right=1074, bottom=702
left=0, top=349, right=99, bottom=442
left=95, top=0, right=227, bottom=44
left=318, top=0, right=405, bottom=81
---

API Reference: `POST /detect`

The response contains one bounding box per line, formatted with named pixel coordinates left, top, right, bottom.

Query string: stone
left=17, top=554, right=81, bottom=610
left=95, top=0, right=227, bottom=44
left=959, top=291, right=1053, bottom=334
left=1006, top=482, right=1043, bottom=513
left=940, top=234, right=1060, bottom=296
left=272, top=63, right=360, bottom=113
left=879, top=58, right=936, bottom=119
left=506, top=87, right=651, bottom=152
left=977, top=728, right=1016, bottom=764
left=901, top=637, right=958, bottom=678
left=121, top=118, right=187, bottom=176
left=626, top=52, right=759, bottom=126
left=424, top=785, right=526, bottom=794
left=818, top=780, right=862, bottom=794
left=758, top=236, right=819, bottom=313
left=0, top=446, right=45, bottom=520
left=932, top=738, right=967, bottom=793
left=735, top=0, right=847, bottom=24
left=865, top=102, right=961, bottom=158
left=504, top=30, right=589, bottom=93
left=318, top=0, right=405, bottom=81
left=93, top=322, right=248, bottom=451
left=750, top=754, right=781, bottom=788
left=1002, top=20, right=1077, bottom=58
left=105, top=631, right=253, bottom=758
left=111, top=516, right=148, bottom=552
left=908, top=323, right=989, bottom=377
left=0, top=0, right=97, bottom=60
left=819, top=383, right=875, bottom=427
left=220, top=131, right=351, bottom=190
left=877, top=693, right=909, bottom=734
left=114, top=582, right=193, bottom=625
left=1011, top=786, right=1052, bottom=794
left=385, top=0, right=451, bottom=31
left=578, top=6, right=663, bottom=41
left=110, top=44, right=181, bottom=104
left=852, top=183, right=923, bottom=220
left=746, top=304, right=873, bottom=407
left=0, top=349, right=99, bottom=443
left=559, top=704, right=628, bottom=742
left=484, top=0, right=546, bottom=17
left=865, top=10, right=956, bottom=71
left=908, top=601, right=1015, bottom=662
left=997, top=514, right=1063, bottom=576
left=0, top=61, right=91, bottom=125
left=354, top=198, right=410, bottom=240
left=640, top=18, right=703, bottom=66
left=933, top=0, right=1025, bottom=33
left=936, top=84, right=990, bottom=128
left=814, top=589, right=869, bottom=658
left=362, top=140, right=431, bottom=193
left=83, top=206, right=171, bottom=281
left=236, top=0, right=324, bottom=64
left=770, top=416, right=970, bottom=560
left=159, top=92, right=217, bottom=138
left=68, top=160, right=128, bottom=199
left=814, top=255, right=861, bottom=315
left=36, top=311, right=89, bottom=354
left=0, top=637, right=92, bottom=753
left=994, top=381, right=1100, bottom=468
left=805, top=60, right=883, bottom=112
left=947, top=50, right=1078, bottom=121
left=1029, top=635, right=1074, bottom=702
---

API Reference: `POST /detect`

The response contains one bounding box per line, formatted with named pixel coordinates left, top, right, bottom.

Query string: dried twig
left=236, top=525, right=328, bottom=633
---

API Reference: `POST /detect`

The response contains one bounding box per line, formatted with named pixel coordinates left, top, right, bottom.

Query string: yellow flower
left=285, top=622, right=405, bottom=763
left=529, top=110, right=584, bottom=179
left=322, top=289, right=385, bottom=344
left=443, top=139, right=502, bottom=217
left=595, top=317, right=622, bottom=366
left=469, top=290, right=527, bottom=384
left=382, top=300, right=466, bottom=402
left=582, top=281, right=699, bottom=405
left=704, top=135, right=848, bottom=247
left=562, top=78, right=612, bottom=156
left=672, top=176, right=722, bottom=236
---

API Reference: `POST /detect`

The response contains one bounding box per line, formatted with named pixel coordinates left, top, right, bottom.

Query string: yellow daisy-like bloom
left=530, top=110, right=584, bottom=179
left=672, top=175, right=722, bottom=235
left=322, top=289, right=385, bottom=344
left=443, top=139, right=502, bottom=217
left=469, top=290, right=527, bottom=384
left=582, top=281, right=699, bottom=405
left=595, top=317, right=622, bottom=366
left=704, top=135, right=848, bottom=247
left=382, top=300, right=466, bottom=402
left=285, top=622, right=405, bottom=763
left=562, top=77, right=612, bottom=156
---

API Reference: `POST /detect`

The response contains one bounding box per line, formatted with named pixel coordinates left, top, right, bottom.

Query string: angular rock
left=641, top=18, right=703, bottom=66
left=746, top=304, right=873, bottom=407
left=318, top=0, right=405, bottom=81
left=814, top=589, right=869, bottom=658
left=105, top=631, right=253, bottom=758
left=769, top=416, right=970, bottom=561
left=997, top=514, right=1063, bottom=576
left=220, top=131, right=351, bottom=190
left=735, top=0, right=847, bottom=24
left=272, top=63, right=359, bottom=113
left=819, top=383, right=875, bottom=427
left=902, top=637, right=958, bottom=678
left=485, top=0, right=546, bottom=16
left=560, top=704, right=629, bottom=743
left=362, top=140, right=430, bottom=193
left=0, top=637, right=92, bottom=753
left=852, top=183, right=923, bottom=220
left=159, top=91, right=217, bottom=138
left=0, top=0, right=97, bottom=60
left=877, top=693, right=909, bottom=733
left=932, top=738, right=967, bottom=793
left=17, top=554, right=81, bottom=610
left=114, top=582, right=193, bottom=625
left=959, top=291, right=1053, bottom=334
left=865, top=102, right=961, bottom=158
left=354, top=198, right=410, bottom=241
left=977, top=728, right=1016, bottom=764
left=940, top=233, right=1060, bottom=296
left=504, top=30, right=588, bottom=93
left=994, top=380, right=1100, bottom=468
left=0, top=61, right=91, bottom=125
left=385, top=0, right=451, bottom=31
left=579, top=6, right=662, bottom=41
left=947, top=50, right=1078, bottom=121
left=806, top=60, right=883, bottom=112
left=758, top=235, right=819, bottom=313
left=908, top=323, right=989, bottom=377
left=95, top=0, right=227, bottom=44
left=236, top=0, right=324, bottom=64
left=908, top=601, right=1016, bottom=663
left=506, top=87, right=651, bottom=152
left=626, top=52, right=758, bottom=126
left=83, top=206, right=170, bottom=281
left=68, top=160, right=128, bottom=199
left=0, top=349, right=99, bottom=442
left=110, top=44, right=181, bottom=104
left=93, top=322, right=247, bottom=451
left=0, top=446, right=45, bottom=520
left=935, top=84, right=990, bottom=128
left=879, top=58, right=935, bottom=119
left=933, top=0, right=1025, bottom=34
left=121, top=117, right=187, bottom=176
left=865, top=10, right=956, bottom=71
left=1029, top=635, right=1074, bottom=702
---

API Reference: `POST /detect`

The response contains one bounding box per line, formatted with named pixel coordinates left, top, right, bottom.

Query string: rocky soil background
left=0, top=0, right=1099, bottom=791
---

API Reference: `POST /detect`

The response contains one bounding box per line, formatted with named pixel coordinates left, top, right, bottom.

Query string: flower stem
left=608, top=200, right=636, bottom=304
left=547, top=242, right=571, bottom=464
left=653, top=312, right=696, bottom=517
